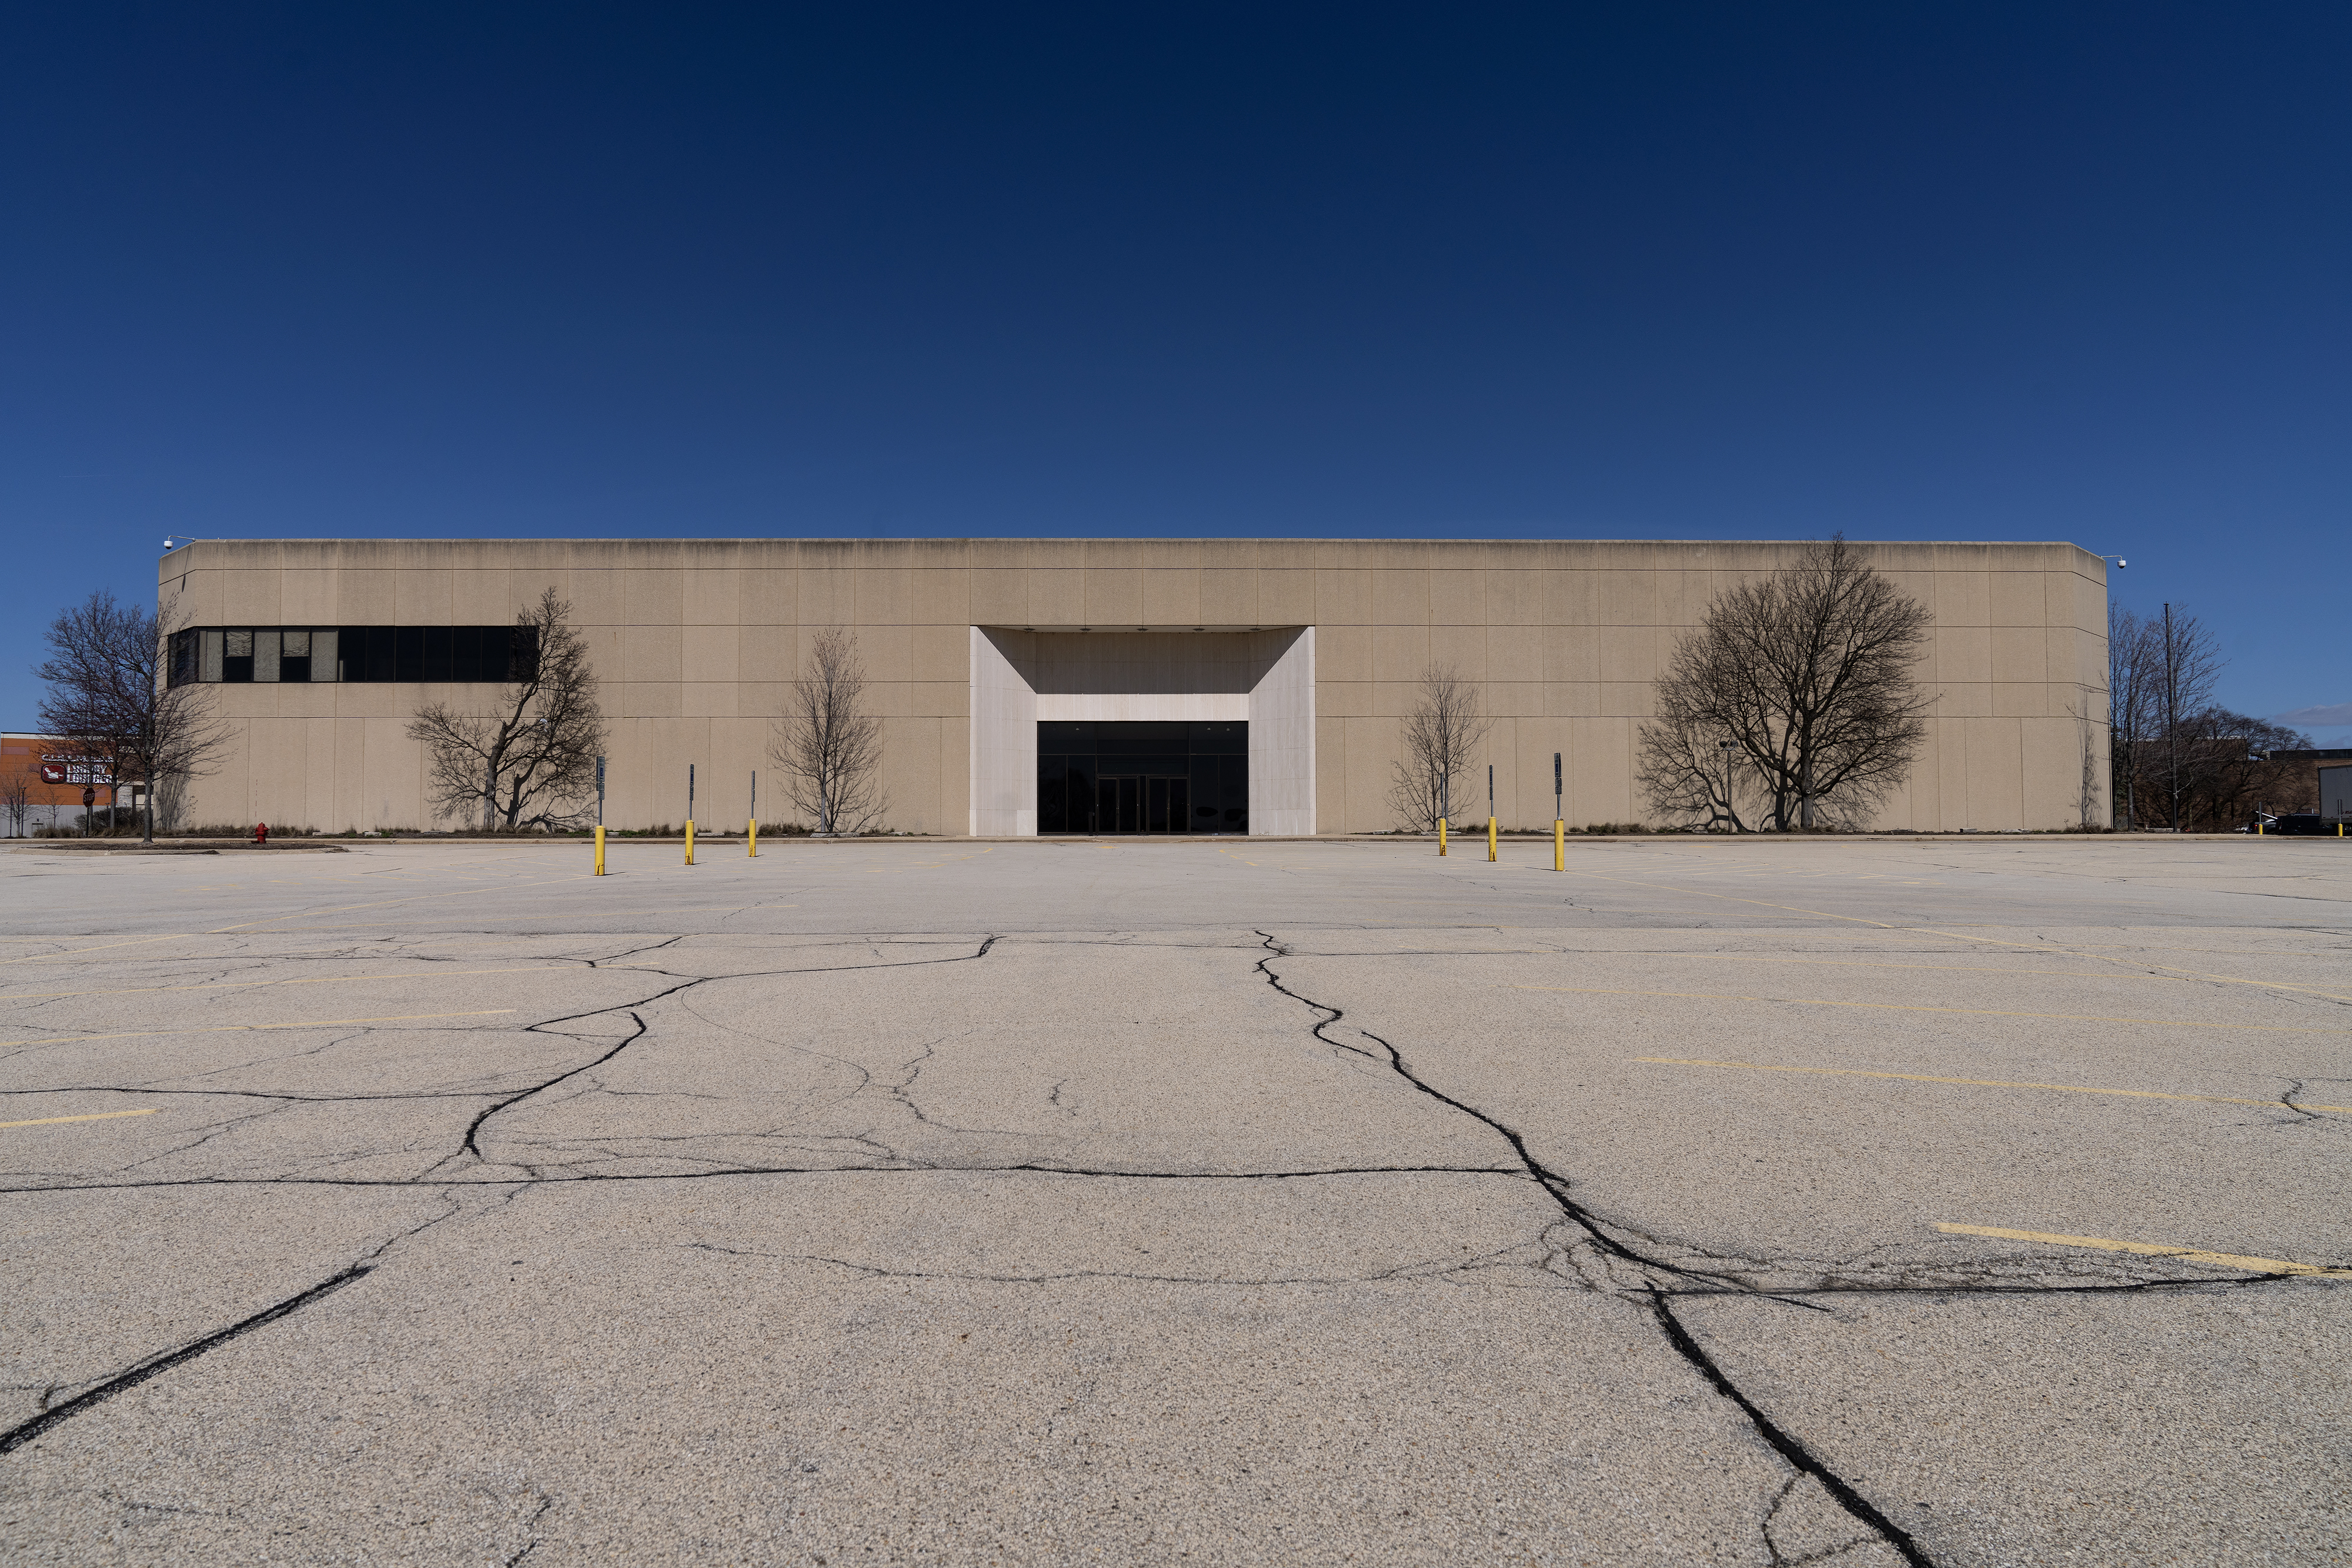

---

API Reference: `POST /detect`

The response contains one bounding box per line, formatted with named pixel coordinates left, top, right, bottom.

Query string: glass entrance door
left=1043, top=721, right=1246, bottom=834
left=1088, top=775, right=1192, bottom=833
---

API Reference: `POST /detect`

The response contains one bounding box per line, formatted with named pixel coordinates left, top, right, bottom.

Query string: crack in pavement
left=0, top=934, right=1014, bottom=1457
left=687, top=1235, right=1542, bottom=1289
left=8, top=914, right=2330, bottom=1560
left=1248, top=929, right=1934, bottom=1564
left=0, top=1196, right=470, bottom=1456
left=0, top=1161, right=1532, bottom=1195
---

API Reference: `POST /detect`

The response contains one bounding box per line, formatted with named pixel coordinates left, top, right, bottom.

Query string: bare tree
left=2149, top=603, right=2222, bottom=833
left=406, top=589, right=607, bottom=831
left=770, top=626, right=886, bottom=835
left=1, top=764, right=31, bottom=838
left=36, top=590, right=226, bottom=843
left=1637, top=712, right=1757, bottom=831
left=1387, top=663, right=1492, bottom=833
left=2158, top=708, right=2309, bottom=830
left=1639, top=536, right=1933, bottom=831
left=2106, top=606, right=2161, bottom=828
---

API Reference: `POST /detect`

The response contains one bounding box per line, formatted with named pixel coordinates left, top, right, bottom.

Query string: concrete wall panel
left=162, top=537, right=2108, bottom=836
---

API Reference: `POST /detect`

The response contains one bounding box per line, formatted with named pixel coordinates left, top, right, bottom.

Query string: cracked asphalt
left=0, top=835, right=2346, bottom=1566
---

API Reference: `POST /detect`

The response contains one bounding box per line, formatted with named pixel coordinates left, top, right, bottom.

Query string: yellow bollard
left=1553, top=818, right=1564, bottom=871
left=594, top=825, right=606, bottom=875
left=1487, top=815, right=1497, bottom=862
left=1438, top=817, right=1448, bottom=855
left=685, top=819, right=695, bottom=865
left=749, top=818, right=758, bottom=857
left=2257, top=820, right=2264, bottom=836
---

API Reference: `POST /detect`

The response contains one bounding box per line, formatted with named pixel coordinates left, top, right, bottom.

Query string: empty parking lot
left=1, top=835, right=2346, bottom=1566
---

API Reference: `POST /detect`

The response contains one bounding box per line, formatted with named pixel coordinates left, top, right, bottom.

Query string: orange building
left=0, top=733, right=139, bottom=835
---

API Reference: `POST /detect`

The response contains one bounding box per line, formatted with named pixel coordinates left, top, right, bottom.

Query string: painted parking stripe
left=0, top=1109, right=161, bottom=1130
left=1937, top=1223, right=2352, bottom=1279
left=1631, top=1057, right=2350, bottom=1115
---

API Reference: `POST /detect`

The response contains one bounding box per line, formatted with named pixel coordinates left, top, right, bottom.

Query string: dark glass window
left=173, top=623, right=550, bottom=685
left=1039, top=721, right=1247, bottom=835
left=507, top=625, right=538, bottom=682
left=449, top=626, right=482, bottom=683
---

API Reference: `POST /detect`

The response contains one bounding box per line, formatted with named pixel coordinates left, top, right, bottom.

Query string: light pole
left=2164, top=603, right=2179, bottom=833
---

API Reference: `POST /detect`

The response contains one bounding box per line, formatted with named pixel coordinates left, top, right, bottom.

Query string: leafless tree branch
left=36, top=590, right=226, bottom=841
left=0, top=763, right=32, bottom=838
left=769, top=626, right=886, bottom=835
left=405, top=589, right=607, bottom=831
left=1638, top=536, right=1934, bottom=831
left=1387, top=664, right=1491, bottom=832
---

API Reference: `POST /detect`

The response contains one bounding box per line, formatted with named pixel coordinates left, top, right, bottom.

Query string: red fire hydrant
left=253, top=822, right=269, bottom=845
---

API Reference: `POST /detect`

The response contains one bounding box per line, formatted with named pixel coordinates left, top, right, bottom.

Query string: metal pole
left=1486, top=764, right=1496, bottom=862
left=594, top=754, right=606, bottom=875
left=686, top=763, right=696, bottom=865
left=2164, top=603, right=2179, bottom=833
left=750, top=770, right=759, bottom=857
left=1552, top=751, right=1563, bottom=872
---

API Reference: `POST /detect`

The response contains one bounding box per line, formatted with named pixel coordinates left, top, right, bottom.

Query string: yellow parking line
left=0, top=1009, right=514, bottom=1049
left=1562, top=868, right=2352, bottom=1004
left=0, top=967, right=570, bottom=1003
left=0, top=935, right=188, bottom=967
left=1515, top=985, right=2348, bottom=1033
left=1936, top=1223, right=2352, bottom=1279
left=1682, top=955, right=2166, bottom=981
left=1631, top=1057, right=2351, bottom=1115
left=0, top=1108, right=160, bottom=1130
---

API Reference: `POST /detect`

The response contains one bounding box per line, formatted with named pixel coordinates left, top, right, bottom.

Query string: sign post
left=82, top=785, right=96, bottom=837
left=1553, top=751, right=1563, bottom=871
left=749, top=770, right=759, bottom=857
left=685, top=764, right=696, bottom=865
left=594, top=755, right=607, bottom=875
left=1486, top=764, right=1497, bottom=862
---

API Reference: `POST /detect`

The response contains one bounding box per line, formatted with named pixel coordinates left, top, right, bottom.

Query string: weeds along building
left=155, top=538, right=2110, bottom=835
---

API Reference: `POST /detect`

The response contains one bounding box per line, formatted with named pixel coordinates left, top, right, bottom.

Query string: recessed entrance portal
left=1038, top=721, right=1248, bottom=834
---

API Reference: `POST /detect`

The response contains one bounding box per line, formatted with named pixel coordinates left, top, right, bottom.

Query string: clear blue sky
left=6, top=4, right=2346, bottom=742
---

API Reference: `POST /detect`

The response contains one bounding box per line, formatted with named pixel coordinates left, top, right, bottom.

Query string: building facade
left=156, top=537, right=2111, bottom=835
left=0, top=734, right=139, bottom=835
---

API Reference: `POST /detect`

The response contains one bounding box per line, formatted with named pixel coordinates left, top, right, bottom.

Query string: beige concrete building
left=156, top=538, right=2110, bottom=835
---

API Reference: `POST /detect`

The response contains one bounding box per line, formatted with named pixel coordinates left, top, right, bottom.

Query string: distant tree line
left=2107, top=604, right=2313, bottom=831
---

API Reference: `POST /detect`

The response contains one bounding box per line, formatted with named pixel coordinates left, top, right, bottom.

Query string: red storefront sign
left=38, top=756, right=115, bottom=785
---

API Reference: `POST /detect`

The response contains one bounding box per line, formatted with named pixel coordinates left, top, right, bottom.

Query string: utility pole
left=2164, top=603, right=2179, bottom=833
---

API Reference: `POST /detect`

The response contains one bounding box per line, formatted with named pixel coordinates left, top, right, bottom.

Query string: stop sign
left=81, top=787, right=96, bottom=807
